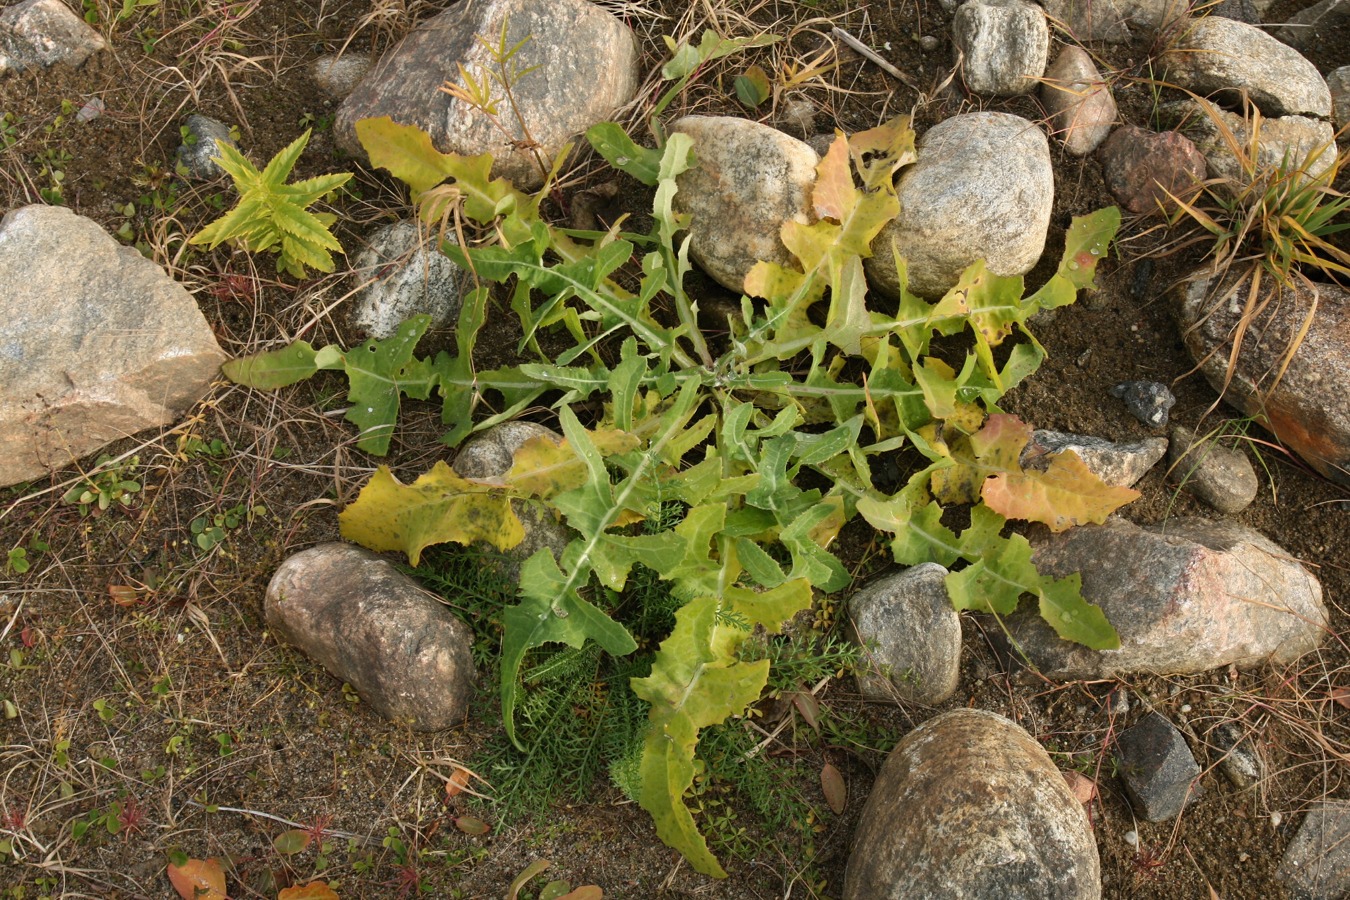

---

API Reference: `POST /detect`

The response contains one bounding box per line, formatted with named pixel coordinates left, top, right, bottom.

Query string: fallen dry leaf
left=821, top=762, right=847, bottom=815
left=1062, top=770, right=1099, bottom=805
left=445, top=766, right=472, bottom=799
left=167, top=857, right=226, bottom=900
left=278, top=882, right=340, bottom=900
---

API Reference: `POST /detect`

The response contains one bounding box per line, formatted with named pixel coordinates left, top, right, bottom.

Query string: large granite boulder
left=952, top=0, right=1049, bottom=96
left=866, top=112, right=1053, bottom=299
left=0, top=0, right=106, bottom=76
left=0, top=205, right=226, bottom=487
left=844, top=709, right=1100, bottom=899
left=848, top=563, right=962, bottom=705
left=334, top=0, right=640, bottom=189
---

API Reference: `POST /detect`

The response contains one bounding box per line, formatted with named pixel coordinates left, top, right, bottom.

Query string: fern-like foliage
left=189, top=128, right=351, bottom=279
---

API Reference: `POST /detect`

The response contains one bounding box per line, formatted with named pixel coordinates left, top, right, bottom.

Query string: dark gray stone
left=1279, top=800, right=1350, bottom=899
left=844, top=709, right=1101, bottom=899
left=0, top=0, right=106, bottom=76
left=265, top=543, right=476, bottom=731
left=0, top=205, right=226, bottom=487
left=952, top=0, right=1049, bottom=96
left=1168, top=425, right=1259, bottom=514
left=177, top=115, right=239, bottom=181
left=334, top=0, right=639, bottom=189
left=350, top=220, right=465, bottom=339
left=1273, top=0, right=1350, bottom=50
left=1330, top=67, right=1350, bottom=134
left=1172, top=271, right=1350, bottom=485
left=1002, top=517, right=1326, bottom=680
left=1022, top=430, right=1168, bottom=488
left=1115, top=712, right=1202, bottom=822
left=847, top=563, right=962, bottom=705
left=1040, top=0, right=1190, bottom=43
left=1212, top=722, right=1262, bottom=789
left=1207, top=0, right=1260, bottom=23
left=1110, top=380, right=1175, bottom=427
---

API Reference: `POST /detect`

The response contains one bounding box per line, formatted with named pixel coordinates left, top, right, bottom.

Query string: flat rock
left=334, top=0, right=639, bottom=189
left=453, top=421, right=574, bottom=576
left=0, top=205, right=226, bottom=488
left=847, top=563, right=962, bottom=705
left=671, top=115, right=819, bottom=293
left=350, top=220, right=465, bottom=339
left=1279, top=800, right=1350, bottom=899
left=312, top=53, right=372, bottom=99
left=1273, top=0, right=1350, bottom=50
left=1162, top=17, right=1331, bottom=119
left=1098, top=125, right=1206, bottom=215
left=844, top=709, right=1100, bottom=899
left=1168, top=425, right=1259, bottom=514
left=1172, top=271, right=1350, bottom=485
left=953, top=0, right=1049, bottom=96
left=1110, top=380, right=1175, bottom=427
left=176, top=114, right=239, bottom=181
left=1115, top=711, right=1202, bottom=821
left=1039, top=0, right=1190, bottom=42
left=1022, top=430, right=1168, bottom=488
left=867, top=112, right=1053, bottom=299
left=265, top=543, right=475, bottom=731
left=1040, top=46, right=1117, bottom=156
left=1164, top=100, right=1337, bottom=185
left=1002, top=517, right=1326, bottom=679
left=0, top=0, right=106, bottom=76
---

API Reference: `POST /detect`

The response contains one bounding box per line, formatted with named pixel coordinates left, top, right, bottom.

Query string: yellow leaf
left=278, top=882, right=340, bottom=900
left=812, top=133, right=855, bottom=222
left=338, top=463, right=525, bottom=566
left=504, top=428, right=640, bottom=498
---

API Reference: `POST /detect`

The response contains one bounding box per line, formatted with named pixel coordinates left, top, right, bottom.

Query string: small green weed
left=190, top=502, right=262, bottom=552
left=188, top=129, right=352, bottom=279
left=63, top=455, right=142, bottom=515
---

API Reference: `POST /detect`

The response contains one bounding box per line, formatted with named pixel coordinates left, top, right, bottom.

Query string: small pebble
left=919, top=34, right=939, bottom=50
left=1180, top=704, right=1192, bottom=713
left=1124, top=830, right=1139, bottom=847
left=1271, top=811, right=1283, bottom=828
left=1110, top=380, right=1176, bottom=427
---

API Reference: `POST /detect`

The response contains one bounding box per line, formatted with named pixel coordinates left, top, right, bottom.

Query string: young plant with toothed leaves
left=224, top=109, right=1125, bottom=876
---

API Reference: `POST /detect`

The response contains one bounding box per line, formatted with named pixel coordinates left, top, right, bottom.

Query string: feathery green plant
left=189, top=128, right=351, bottom=279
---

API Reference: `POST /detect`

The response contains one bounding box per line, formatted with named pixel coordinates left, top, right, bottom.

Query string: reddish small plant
left=117, top=796, right=149, bottom=839
left=210, top=272, right=259, bottom=303
left=385, top=863, right=421, bottom=899
left=2, top=806, right=26, bottom=830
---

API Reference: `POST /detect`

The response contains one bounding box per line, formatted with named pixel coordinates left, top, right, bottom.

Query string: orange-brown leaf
left=167, top=857, right=226, bottom=900
left=278, top=882, right=340, bottom=900
left=821, top=762, right=847, bottom=815
left=445, top=766, right=472, bottom=799
left=812, top=133, right=855, bottom=222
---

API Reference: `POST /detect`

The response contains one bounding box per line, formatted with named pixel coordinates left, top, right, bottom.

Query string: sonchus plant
left=189, top=128, right=350, bottom=279
left=226, top=112, right=1126, bottom=877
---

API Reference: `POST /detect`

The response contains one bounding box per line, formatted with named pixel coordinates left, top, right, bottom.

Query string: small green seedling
left=63, top=455, right=142, bottom=515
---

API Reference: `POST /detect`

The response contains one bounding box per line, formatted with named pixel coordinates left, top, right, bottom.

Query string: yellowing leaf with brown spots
left=339, top=462, right=524, bottom=566
left=504, top=428, right=641, bottom=498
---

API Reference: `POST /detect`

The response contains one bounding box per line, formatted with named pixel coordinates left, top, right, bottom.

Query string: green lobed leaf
left=585, top=123, right=663, bottom=186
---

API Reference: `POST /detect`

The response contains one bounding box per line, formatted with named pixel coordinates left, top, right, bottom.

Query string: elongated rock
left=265, top=543, right=475, bottom=731
left=1162, top=17, right=1331, bottom=119
left=844, top=709, right=1101, bottom=899
left=1040, top=46, right=1117, bottom=156
left=1001, top=517, right=1325, bottom=679
left=0, top=206, right=225, bottom=487
left=1172, top=271, right=1350, bottom=484
left=334, top=0, right=639, bottom=189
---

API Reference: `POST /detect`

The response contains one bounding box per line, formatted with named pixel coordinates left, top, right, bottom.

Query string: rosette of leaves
left=189, top=128, right=350, bottom=279
left=225, top=109, right=1125, bottom=876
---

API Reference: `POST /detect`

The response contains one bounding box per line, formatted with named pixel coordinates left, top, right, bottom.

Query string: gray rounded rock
left=952, top=0, right=1049, bottom=96
left=334, top=0, right=640, bottom=189
left=265, top=543, right=476, bottom=731
left=866, top=112, right=1052, bottom=299
left=1168, top=425, right=1259, bottom=514
left=1022, top=430, right=1168, bottom=488
left=671, top=115, right=819, bottom=293
left=350, top=220, right=465, bottom=339
left=311, top=53, right=372, bottom=99
left=848, top=563, right=961, bottom=705
left=453, top=422, right=574, bottom=576
left=844, top=709, right=1101, bottom=899
left=177, top=115, right=239, bottom=181
left=0, top=0, right=106, bottom=75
